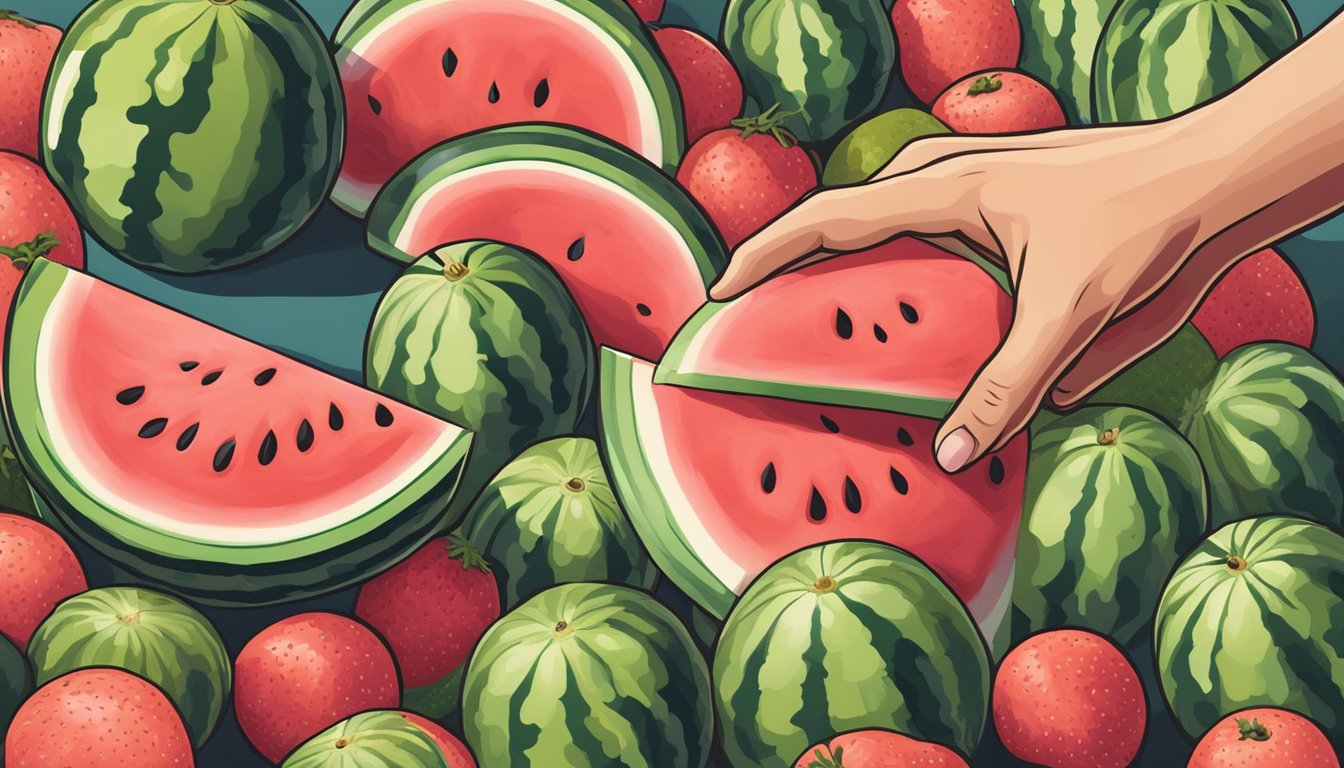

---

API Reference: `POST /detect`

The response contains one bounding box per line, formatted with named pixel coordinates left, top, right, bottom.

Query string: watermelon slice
left=3, top=260, right=473, bottom=606
left=367, top=124, right=725, bottom=361
left=331, top=0, right=683, bottom=218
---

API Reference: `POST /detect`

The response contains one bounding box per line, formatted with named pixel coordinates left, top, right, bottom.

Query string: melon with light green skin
left=282, top=710, right=451, bottom=768
left=27, top=586, right=231, bottom=747
left=0, top=632, right=30, bottom=747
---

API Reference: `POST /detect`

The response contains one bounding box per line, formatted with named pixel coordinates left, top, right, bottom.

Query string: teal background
left=4, top=1, right=1342, bottom=766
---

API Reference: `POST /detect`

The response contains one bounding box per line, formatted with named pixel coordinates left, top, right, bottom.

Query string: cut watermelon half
left=332, top=0, right=684, bottom=217
left=3, top=260, right=473, bottom=606
left=367, top=124, right=725, bottom=361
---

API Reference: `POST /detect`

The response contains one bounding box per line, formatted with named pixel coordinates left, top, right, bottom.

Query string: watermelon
left=42, top=0, right=342, bottom=273
left=1011, top=406, right=1209, bottom=646
left=462, top=582, right=712, bottom=767
left=331, top=0, right=683, bottom=218
left=1179, top=343, right=1344, bottom=528
left=0, top=632, right=29, bottom=748
left=714, top=541, right=991, bottom=765
left=1154, top=515, right=1344, bottom=742
left=26, top=586, right=230, bottom=747
left=367, top=125, right=725, bottom=361
left=282, top=710, right=454, bottom=768
left=2, top=259, right=473, bottom=605
left=1015, top=0, right=1120, bottom=123
left=1092, top=0, right=1299, bottom=123
left=462, top=437, right=657, bottom=608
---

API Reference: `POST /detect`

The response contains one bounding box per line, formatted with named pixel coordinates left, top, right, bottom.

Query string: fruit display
left=794, top=728, right=971, bottom=768
left=931, top=71, right=1068, bottom=133
left=1188, top=707, right=1341, bottom=768
left=1193, top=247, right=1316, bottom=357
left=0, top=11, right=61, bottom=158
left=822, top=108, right=951, bottom=186
left=891, top=0, right=1020, bottom=104
left=282, top=710, right=476, bottom=768
left=651, top=25, right=744, bottom=145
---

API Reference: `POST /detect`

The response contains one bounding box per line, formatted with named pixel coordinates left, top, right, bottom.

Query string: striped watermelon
left=0, top=632, right=29, bottom=748
left=42, top=0, right=342, bottom=273
left=1180, top=343, right=1344, bottom=528
left=1154, top=515, right=1344, bottom=742
left=723, top=0, right=895, bottom=142
left=27, top=586, right=230, bottom=747
left=1011, top=406, right=1209, bottom=646
left=1092, top=0, right=1299, bottom=123
left=1015, top=0, right=1120, bottom=123
left=282, top=710, right=460, bottom=768
left=715, top=541, right=991, bottom=766
left=462, top=582, right=712, bottom=767
left=461, top=437, right=657, bottom=609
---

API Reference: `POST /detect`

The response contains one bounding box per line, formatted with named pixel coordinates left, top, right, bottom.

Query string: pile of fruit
left=0, top=0, right=1339, bottom=766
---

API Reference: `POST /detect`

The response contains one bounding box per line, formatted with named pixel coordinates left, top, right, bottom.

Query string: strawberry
left=891, top=0, right=1021, bottom=104
left=932, top=70, right=1067, bottom=134
left=1193, top=248, right=1315, bottom=358
left=993, top=629, right=1147, bottom=768
left=0, top=11, right=61, bottom=159
left=1188, top=707, right=1340, bottom=768
left=676, top=105, right=819, bottom=250
left=0, top=151, right=85, bottom=340
left=794, top=729, right=969, bottom=767
left=627, top=0, right=664, bottom=23
left=652, top=26, right=744, bottom=145
left=0, top=512, right=87, bottom=648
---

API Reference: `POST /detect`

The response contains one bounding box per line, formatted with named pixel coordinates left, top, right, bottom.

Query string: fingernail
left=936, top=428, right=977, bottom=473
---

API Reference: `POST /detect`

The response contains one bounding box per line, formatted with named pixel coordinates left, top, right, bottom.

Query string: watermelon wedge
left=367, top=124, right=725, bottom=361
left=332, top=0, right=684, bottom=218
left=3, top=260, right=473, bottom=606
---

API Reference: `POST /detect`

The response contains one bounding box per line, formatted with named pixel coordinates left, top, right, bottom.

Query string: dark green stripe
left=504, top=651, right=546, bottom=764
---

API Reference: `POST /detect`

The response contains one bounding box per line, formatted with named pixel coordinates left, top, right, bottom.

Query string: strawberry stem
left=1236, top=718, right=1272, bottom=742
left=967, top=74, right=1003, bottom=96
left=0, top=10, right=38, bottom=28
left=0, top=232, right=60, bottom=270
left=446, top=535, right=492, bottom=573
left=805, top=745, right=843, bottom=768
left=730, top=103, right=807, bottom=148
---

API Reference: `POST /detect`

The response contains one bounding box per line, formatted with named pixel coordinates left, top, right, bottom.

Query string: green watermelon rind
left=3, top=260, right=474, bottom=606
left=0, top=632, right=31, bottom=745
left=281, top=710, right=451, bottom=768
left=1014, top=0, right=1120, bottom=124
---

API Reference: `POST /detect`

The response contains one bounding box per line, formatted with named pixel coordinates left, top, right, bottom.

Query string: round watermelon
left=1179, top=343, right=1344, bottom=528
left=462, top=582, right=712, bottom=767
left=461, top=437, right=657, bottom=608
left=0, top=632, right=30, bottom=748
left=1011, top=406, right=1209, bottom=645
left=282, top=710, right=462, bottom=768
left=1015, top=0, right=1119, bottom=123
left=723, top=0, right=895, bottom=143
left=331, top=0, right=684, bottom=218
left=26, top=586, right=230, bottom=747
left=1155, top=515, right=1344, bottom=742
left=42, top=0, right=342, bottom=273
left=1092, top=0, right=1299, bottom=123
left=715, top=541, right=991, bottom=766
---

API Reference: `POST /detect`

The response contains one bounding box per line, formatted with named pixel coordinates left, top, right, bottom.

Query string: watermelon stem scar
left=1226, top=556, right=1247, bottom=572
left=1098, top=427, right=1120, bottom=445
left=812, top=575, right=837, bottom=594
left=731, top=102, right=806, bottom=148
left=564, top=477, right=586, bottom=492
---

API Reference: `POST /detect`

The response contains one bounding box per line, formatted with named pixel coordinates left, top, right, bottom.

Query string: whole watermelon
left=1179, top=343, right=1344, bottom=528
left=723, top=0, right=895, bottom=142
left=462, top=582, right=712, bottom=767
left=462, top=437, right=657, bottom=609
left=1016, top=0, right=1119, bottom=123
left=715, top=541, right=990, bottom=766
left=282, top=710, right=454, bottom=768
left=26, top=586, right=231, bottom=747
left=1092, top=0, right=1299, bottom=122
left=1011, top=406, right=1209, bottom=645
left=0, top=633, right=30, bottom=748
left=1155, top=515, right=1344, bottom=742
left=42, top=0, right=343, bottom=273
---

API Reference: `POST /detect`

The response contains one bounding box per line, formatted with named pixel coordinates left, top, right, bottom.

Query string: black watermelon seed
left=367, top=94, right=382, bottom=115
left=296, top=419, right=315, bottom=452
left=375, top=404, right=395, bottom=427
left=116, top=386, right=145, bottom=405
left=890, top=466, right=909, bottom=495
left=442, top=48, right=458, bottom=77
left=807, top=487, right=827, bottom=522
left=843, top=477, right=862, bottom=513
left=487, top=82, right=500, bottom=103
left=213, top=439, right=235, bottom=472
left=254, top=368, right=277, bottom=386
left=533, top=78, right=550, bottom=108
left=989, top=456, right=1005, bottom=485
left=819, top=414, right=839, bottom=433
left=760, top=462, right=776, bottom=494
left=636, top=303, right=652, bottom=317
left=258, top=430, right=278, bottom=466
left=201, top=370, right=222, bottom=386
left=138, top=418, right=168, bottom=438
left=179, top=361, right=199, bottom=372
left=900, top=302, right=919, bottom=324
left=873, top=324, right=888, bottom=343
left=896, top=427, right=914, bottom=446
left=835, top=308, right=853, bottom=339
left=567, top=237, right=585, bottom=262
left=176, top=422, right=199, bottom=451
left=328, top=403, right=344, bottom=431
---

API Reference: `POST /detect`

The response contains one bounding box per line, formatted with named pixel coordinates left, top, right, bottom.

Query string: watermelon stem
left=812, top=575, right=837, bottom=594
left=731, top=103, right=806, bottom=148
left=446, top=536, right=492, bottom=573
left=967, top=74, right=1003, bottom=96
left=1226, top=555, right=1247, bottom=572
left=1236, top=718, right=1272, bottom=741
left=0, top=232, right=59, bottom=269
left=1098, top=427, right=1120, bottom=445
left=805, top=745, right=844, bottom=768
left=564, top=477, right=586, bottom=493
left=0, top=10, right=37, bottom=28
left=442, top=260, right=470, bottom=281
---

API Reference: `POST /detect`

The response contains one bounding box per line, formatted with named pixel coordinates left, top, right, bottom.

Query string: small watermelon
left=723, top=0, right=896, bottom=143
left=1016, top=0, right=1120, bottom=123
left=331, top=0, right=683, bottom=218
left=0, top=632, right=30, bottom=748
left=1154, top=515, right=1344, bottom=742
left=3, top=259, right=474, bottom=605
left=462, top=582, right=712, bottom=767
left=366, top=125, right=725, bottom=362
left=1092, top=0, right=1299, bottom=123
left=462, top=437, right=657, bottom=608
left=282, top=710, right=462, bottom=768
left=1086, top=323, right=1217, bottom=429
left=1011, top=407, right=1208, bottom=645
left=715, top=541, right=991, bottom=765
left=1193, top=248, right=1315, bottom=358
left=42, top=0, right=342, bottom=273
left=1179, top=343, right=1344, bottom=528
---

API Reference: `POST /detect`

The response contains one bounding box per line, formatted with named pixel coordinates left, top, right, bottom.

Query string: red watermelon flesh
left=1193, top=247, right=1315, bottom=358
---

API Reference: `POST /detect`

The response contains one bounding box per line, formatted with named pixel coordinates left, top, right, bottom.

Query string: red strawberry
left=627, top=0, right=664, bottom=22
left=652, top=26, right=744, bottom=145
left=993, top=629, right=1146, bottom=768
left=932, top=70, right=1066, bottom=133
left=793, top=728, right=969, bottom=767
left=5, top=668, right=194, bottom=768
left=891, top=0, right=1021, bottom=104
left=676, top=106, right=819, bottom=250
left=0, top=512, right=87, bottom=648
left=400, top=712, right=478, bottom=766
left=234, top=612, right=399, bottom=764
left=1188, top=707, right=1340, bottom=768
left=1193, top=248, right=1315, bottom=358
left=0, top=11, right=61, bottom=159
